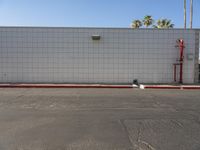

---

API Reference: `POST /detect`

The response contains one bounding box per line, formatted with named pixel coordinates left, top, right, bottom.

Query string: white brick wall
left=0, top=27, right=198, bottom=84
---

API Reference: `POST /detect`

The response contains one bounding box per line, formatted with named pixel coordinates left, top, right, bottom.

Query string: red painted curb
left=182, top=86, right=200, bottom=90
left=141, top=85, right=200, bottom=90
left=144, top=86, right=181, bottom=89
left=0, top=84, right=134, bottom=89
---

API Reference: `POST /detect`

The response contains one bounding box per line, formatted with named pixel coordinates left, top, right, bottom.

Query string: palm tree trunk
left=190, top=0, right=193, bottom=28
left=184, top=0, right=187, bottom=29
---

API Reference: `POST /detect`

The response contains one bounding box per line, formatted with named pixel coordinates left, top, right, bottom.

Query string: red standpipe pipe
left=179, top=39, right=184, bottom=84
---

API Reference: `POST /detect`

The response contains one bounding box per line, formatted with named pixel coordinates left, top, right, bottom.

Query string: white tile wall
left=0, top=27, right=198, bottom=84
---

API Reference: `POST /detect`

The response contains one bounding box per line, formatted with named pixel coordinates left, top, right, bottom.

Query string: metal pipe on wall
left=179, top=39, right=185, bottom=83
left=174, top=39, right=185, bottom=84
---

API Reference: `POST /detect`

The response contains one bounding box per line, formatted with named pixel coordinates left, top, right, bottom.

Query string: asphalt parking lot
left=0, top=88, right=200, bottom=150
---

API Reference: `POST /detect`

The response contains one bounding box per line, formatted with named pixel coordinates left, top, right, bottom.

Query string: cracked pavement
left=0, top=88, right=200, bottom=150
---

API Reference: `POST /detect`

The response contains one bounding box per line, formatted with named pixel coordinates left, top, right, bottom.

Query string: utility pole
left=184, top=0, right=187, bottom=29
left=190, top=0, right=193, bottom=28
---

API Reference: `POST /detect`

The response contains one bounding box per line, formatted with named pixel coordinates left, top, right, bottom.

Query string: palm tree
left=153, top=19, right=174, bottom=29
left=184, top=0, right=187, bottom=29
left=131, top=20, right=142, bottom=28
left=190, top=0, right=193, bottom=28
left=143, top=15, right=154, bottom=28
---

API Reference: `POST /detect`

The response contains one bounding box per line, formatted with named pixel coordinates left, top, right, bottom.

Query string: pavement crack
left=120, top=120, right=156, bottom=150
left=136, top=122, right=156, bottom=150
left=16, top=95, right=24, bottom=99
left=139, top=140, right=156, bottom=150
left=137, top=123, right=142, bottom=143
left=171, top=120, right=183, bottom=128
left=119, top=119, right=134, bottom=150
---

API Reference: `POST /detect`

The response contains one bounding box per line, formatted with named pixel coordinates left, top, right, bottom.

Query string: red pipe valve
left=174, top=39, right=185, bottom=84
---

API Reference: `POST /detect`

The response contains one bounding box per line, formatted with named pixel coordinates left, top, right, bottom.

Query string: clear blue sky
left=0, top=0, right=199, bottom=28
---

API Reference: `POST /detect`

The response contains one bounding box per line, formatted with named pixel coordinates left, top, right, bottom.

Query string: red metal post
left=174, top=39, right=185, bottom=84
left=179, top=39, right=184, bottom=84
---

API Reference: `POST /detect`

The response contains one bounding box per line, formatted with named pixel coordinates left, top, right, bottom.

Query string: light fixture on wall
left=91, top=35, right=101, bottom=40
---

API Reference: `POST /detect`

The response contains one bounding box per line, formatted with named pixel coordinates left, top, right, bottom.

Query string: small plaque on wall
left=187, top=53, right=194, bottom=60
